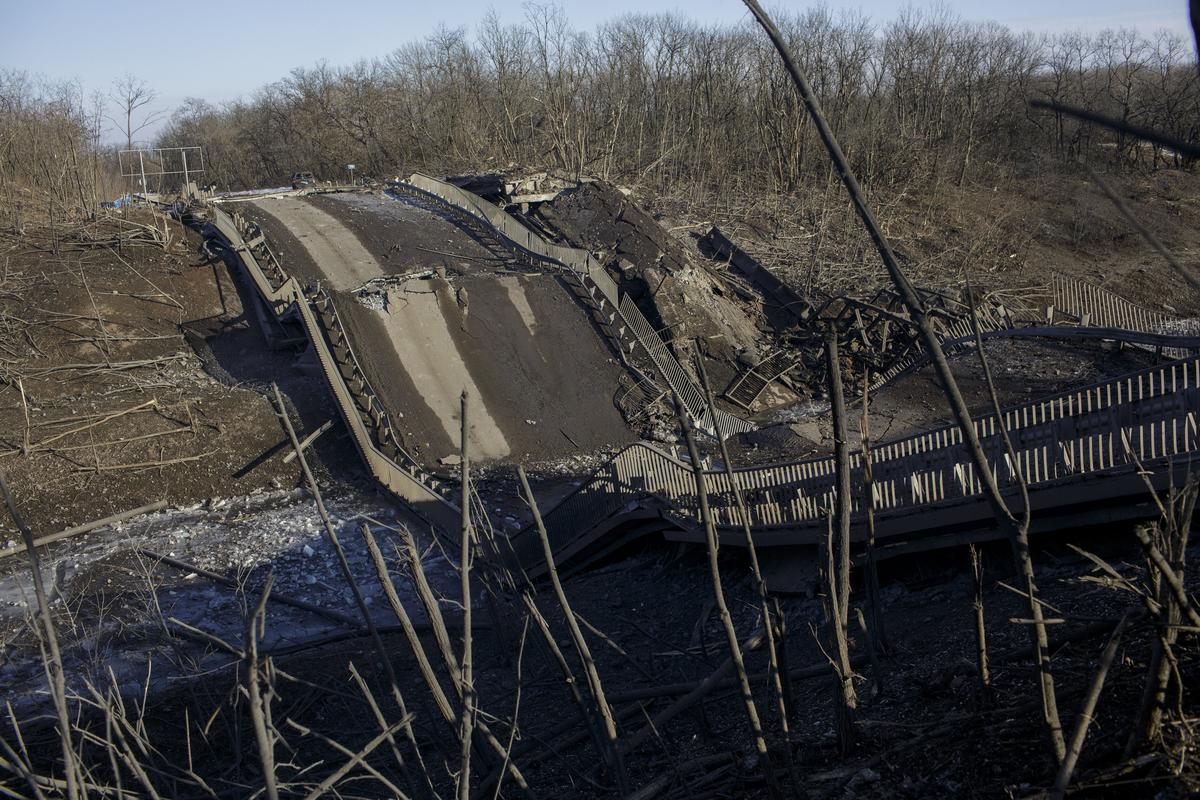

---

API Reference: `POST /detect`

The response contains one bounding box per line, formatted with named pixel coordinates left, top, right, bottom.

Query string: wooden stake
left=746, top=0, right=1066, bottom=762
left=970, top=544, right=993, bottom=705
left=826, top=335, right=852, bottom=634
left=860, top=369, right=887, bottom=652
left=0, top=501, right=168, bottom=561
left=458, top=390, right=475, bottom=800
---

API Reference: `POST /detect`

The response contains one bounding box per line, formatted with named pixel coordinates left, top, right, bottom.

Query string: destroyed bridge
left=195, top=174, right=1200, bottom=587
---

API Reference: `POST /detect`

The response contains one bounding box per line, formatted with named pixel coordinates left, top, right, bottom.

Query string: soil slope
left=0, top=213, right=316, bottom=538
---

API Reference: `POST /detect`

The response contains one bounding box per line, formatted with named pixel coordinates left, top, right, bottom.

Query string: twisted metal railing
left=396, top=173, right=753, bottom=437
left=519, top=355, right=1200, bottom=561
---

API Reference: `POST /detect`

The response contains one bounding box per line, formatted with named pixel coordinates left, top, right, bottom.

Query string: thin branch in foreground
left=518, top=464, right=629, bottom=794
left=1027, top=99, right=1200, bottom=159
left=823, top=336, right=858, bottom=753
left=243, top=573, right=280, bottom=800
left=970, top=544, right=993, bottom=706
left=270, top=383, right=429, bottom=794
left=458, top=390, right=476, bottom=800
left=0, top=471, right=82, bottom=800
left=1051, top=611, right=1132, bottom=799
left=695, top=350, right=795, bottom=755
left=672, top=391, right=780, bottom=798
left=859, top=368, right=887, bottom=654
left=1085, top=165, right=1200, bottom=296
left=744, top=0, right=1066, bottom=761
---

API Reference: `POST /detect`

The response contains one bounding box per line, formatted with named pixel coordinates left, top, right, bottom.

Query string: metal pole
left=182, top=149, right=190, bottom=189
left=137, top=150, right=147, bottom=197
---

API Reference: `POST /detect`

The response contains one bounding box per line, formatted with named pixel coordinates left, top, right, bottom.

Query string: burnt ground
left=1, top=180, right=1198, bottom=799
left=3, top=497, right=1196, bottom=798
left=240, top=191, right=635, bottom=468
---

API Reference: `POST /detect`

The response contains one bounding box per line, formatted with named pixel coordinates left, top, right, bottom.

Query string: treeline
left=158, top=6, right=1199, bottom=195
left=0, top=70, right=116, bottom=218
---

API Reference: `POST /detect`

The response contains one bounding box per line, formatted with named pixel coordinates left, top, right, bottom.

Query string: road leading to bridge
left=252, top=196, right=380, bottom=290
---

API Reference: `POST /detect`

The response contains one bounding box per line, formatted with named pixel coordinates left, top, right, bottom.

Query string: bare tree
left=108, top=73, right=166, bottom=151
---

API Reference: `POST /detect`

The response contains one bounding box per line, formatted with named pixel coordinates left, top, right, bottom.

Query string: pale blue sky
left=2, top=0, right=1193, bottom=143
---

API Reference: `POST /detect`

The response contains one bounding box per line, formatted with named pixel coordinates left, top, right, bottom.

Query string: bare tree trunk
left=520, top=591, right=611, bottom=772
left=965, top=273, right=1064, bottom=759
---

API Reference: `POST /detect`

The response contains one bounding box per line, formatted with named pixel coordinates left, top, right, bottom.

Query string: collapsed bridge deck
left=241, top=191, right=634, bottom=466
left=204, top=176, right=1200, bottom=585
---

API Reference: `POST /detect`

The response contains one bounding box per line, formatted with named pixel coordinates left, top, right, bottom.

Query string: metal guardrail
left=520, top=355, right=1200, bottom=559
left=870, top=276, right=1198, bottom=396
left=204, top=206, right=461, bottom=531
left=398, top=173, right=753, bottom=437
left=1053, top=274, right=1193, bottom=359
left=726, top=350, right=798, bottom=409
left=865, top=314, right=997, bottom=392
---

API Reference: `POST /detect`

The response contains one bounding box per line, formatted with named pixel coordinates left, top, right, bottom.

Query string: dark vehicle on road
left=291, top=171, right=317, bottom=189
